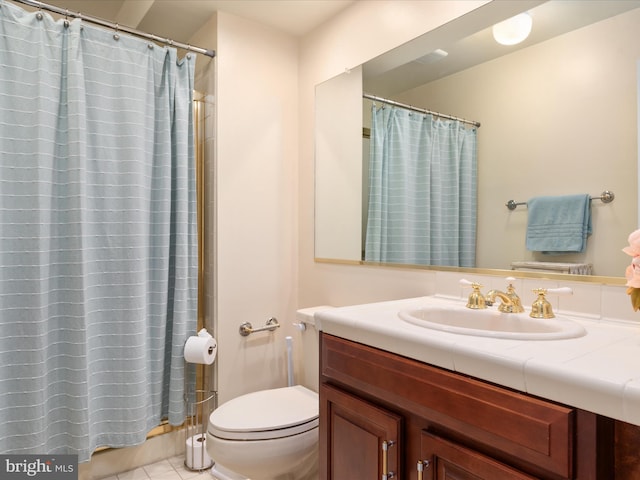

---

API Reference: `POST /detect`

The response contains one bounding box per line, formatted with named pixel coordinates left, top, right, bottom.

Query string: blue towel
left=525, top=194, right=592, bottom=254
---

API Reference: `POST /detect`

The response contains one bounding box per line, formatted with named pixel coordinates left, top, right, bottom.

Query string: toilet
left=206, top=306, right=331, bottom=480
left=207, top=385, right=319, bottom=480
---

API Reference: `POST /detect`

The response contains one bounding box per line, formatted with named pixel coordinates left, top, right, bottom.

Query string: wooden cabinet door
left=420, top=431, right=540, bottom=480
left=320, top=383, right=402, bottom=480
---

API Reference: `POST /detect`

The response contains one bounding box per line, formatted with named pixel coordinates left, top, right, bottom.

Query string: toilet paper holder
left=184, top=388, right=216, bottom=471
left=239, top=317, right=280, bottom=337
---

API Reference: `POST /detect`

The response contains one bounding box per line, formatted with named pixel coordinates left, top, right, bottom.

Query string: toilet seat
left=208, top=385, right=319, bottom=441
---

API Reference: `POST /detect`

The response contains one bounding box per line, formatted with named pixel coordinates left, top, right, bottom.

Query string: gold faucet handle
left=530, top=289, right=553, bottom=318
left=460, top=279, right=486, bottom=309
left=530, top=287, right=573, bottom=318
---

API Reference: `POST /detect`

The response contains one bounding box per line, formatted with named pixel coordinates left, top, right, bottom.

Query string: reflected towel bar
left=505, top=190, right=614, bottom=210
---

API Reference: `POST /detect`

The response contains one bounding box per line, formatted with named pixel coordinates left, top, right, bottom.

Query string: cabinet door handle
left=382, top=440, right=395, bottom=479
left=417, top=459, right=430, bottom=480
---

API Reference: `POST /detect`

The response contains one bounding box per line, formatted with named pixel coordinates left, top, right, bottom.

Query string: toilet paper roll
left=185, top=434, right=213, bottom=470
left=184, top=329, right=217, bottom=365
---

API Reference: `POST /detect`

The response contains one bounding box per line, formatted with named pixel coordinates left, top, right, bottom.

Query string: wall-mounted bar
left=239, top=317, right=280, bottom=337
left=363, top=93, right=481, bottom=128
left=505, top=190, right=615, bottom=211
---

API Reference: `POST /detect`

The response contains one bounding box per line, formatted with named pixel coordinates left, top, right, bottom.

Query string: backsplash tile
left=601, top=284, right=638, bottom=323
left=555, top=282, right=601, bottom=319
left=434, top=271, right=467, bottom=300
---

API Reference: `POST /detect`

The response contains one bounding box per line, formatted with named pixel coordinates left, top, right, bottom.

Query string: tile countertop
left=313, top=295, right=640, bottom=427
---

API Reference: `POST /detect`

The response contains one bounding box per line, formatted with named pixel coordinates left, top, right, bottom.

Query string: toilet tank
left=295, top=306, right=332, bottom=393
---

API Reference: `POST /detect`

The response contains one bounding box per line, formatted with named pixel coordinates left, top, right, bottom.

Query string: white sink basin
left=398, top=305, right=586, bottom=340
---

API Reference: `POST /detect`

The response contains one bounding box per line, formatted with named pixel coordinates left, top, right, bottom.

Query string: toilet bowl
left=207, top=384, right=319, bottom=480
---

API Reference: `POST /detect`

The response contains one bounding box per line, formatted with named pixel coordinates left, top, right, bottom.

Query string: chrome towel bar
left=239, top=317, right=280, bottom=337
left=505, top=190, right=614, bottom=210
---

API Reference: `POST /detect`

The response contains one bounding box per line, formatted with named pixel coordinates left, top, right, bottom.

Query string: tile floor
left=100, top=455, right=211, bottom=480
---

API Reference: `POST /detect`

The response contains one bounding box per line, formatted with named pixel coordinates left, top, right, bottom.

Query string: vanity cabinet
left=319, top=333, right=615, bottom=480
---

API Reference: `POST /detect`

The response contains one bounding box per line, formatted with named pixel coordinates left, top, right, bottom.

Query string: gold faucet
left=486, top=278, right=524, bottom=313
left=485, top=289, right=513, bottom=312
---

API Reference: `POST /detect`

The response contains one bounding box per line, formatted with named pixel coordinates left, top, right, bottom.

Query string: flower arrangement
left=623, top=229, right=640, bottom=311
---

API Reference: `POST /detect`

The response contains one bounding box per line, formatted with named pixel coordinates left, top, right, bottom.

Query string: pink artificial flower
left=626, top=256, right=640, bottom=288
left=623, top=228, right=640, bottom=257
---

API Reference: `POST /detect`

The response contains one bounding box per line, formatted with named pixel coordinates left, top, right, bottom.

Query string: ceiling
left=363, top=0, right=640, bottom=96
left=8, top=0, right=356, bottom=42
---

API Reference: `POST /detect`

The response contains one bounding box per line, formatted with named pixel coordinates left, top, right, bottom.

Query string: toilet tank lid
left=209, top=385, right=319, bottom=433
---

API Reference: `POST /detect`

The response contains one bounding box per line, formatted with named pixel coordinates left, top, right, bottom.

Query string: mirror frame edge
left=314, top=257, right=626, bottom=286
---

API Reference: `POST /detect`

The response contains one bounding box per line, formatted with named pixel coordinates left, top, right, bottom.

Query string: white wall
left=191, top=12, right=301, bottom=405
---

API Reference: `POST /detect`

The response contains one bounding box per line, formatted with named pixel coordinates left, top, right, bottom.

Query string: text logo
left=0, top=455, right=77, bottom=480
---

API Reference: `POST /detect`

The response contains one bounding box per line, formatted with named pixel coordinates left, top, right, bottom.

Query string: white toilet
left=207, top=385, right=319, bottom=480
left=206, top=307, right=330, bottom=480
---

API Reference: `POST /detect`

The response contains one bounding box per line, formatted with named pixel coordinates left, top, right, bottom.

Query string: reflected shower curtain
left=365, top=105, right=477, bottom=266
left=0, top=1, right=197, bottom=461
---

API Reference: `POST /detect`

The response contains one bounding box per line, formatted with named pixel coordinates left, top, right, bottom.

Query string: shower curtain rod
left=9, top=0, right=216, bottom=58
left=364, top=93, right=480, bottom=128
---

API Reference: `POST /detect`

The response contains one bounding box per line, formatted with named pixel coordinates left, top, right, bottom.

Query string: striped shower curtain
left=365, top=105, right=477, bottom=267
left=0, top=1, right=197, bottom=461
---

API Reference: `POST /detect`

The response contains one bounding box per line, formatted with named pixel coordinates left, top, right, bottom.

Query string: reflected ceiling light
left=492, top=12, right=532, bottom=46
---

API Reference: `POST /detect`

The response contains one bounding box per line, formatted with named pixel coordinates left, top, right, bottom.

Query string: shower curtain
left=365, top=105, right=477, bottom=266
left=0, top=1, right=197, bottom=461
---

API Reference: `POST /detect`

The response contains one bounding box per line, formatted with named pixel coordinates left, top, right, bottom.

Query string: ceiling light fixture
left=492, top=12, right=532, bottom=46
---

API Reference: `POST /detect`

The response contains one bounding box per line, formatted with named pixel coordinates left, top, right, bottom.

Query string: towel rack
left=505, top=190, right=614, bottom=211
left=239, top=317, right=280, bottom=337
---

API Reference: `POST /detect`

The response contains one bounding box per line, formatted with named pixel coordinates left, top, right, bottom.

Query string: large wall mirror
left=315, top=0, right=640, bottom=280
